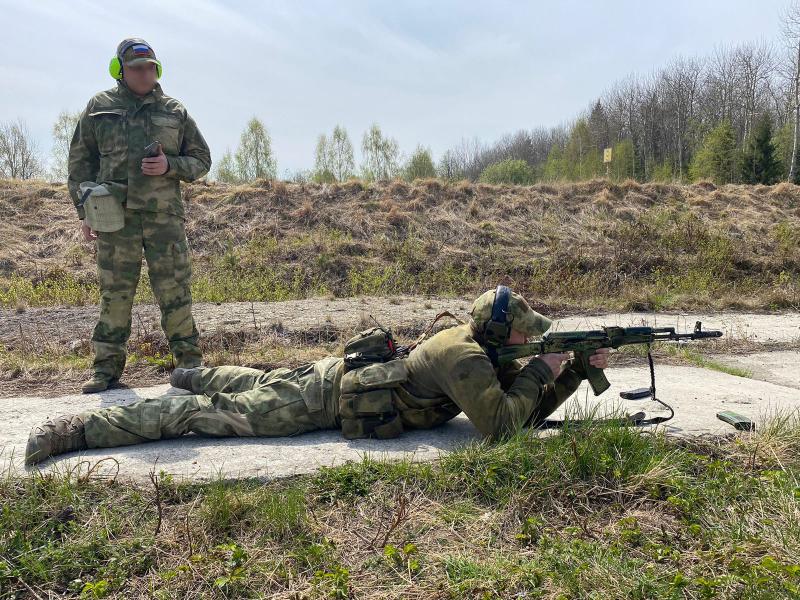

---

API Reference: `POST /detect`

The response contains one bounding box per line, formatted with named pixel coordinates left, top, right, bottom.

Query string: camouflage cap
left=118, top=38, right=158, bottom=67
left=469, top=288, right=552, bottom=339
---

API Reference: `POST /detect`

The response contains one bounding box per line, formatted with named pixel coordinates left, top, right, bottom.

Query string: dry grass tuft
left=1, top=177, right=799, bottom=312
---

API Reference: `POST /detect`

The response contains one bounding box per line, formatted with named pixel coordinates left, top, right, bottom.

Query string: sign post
left=603, top=147, right=613, bottom=179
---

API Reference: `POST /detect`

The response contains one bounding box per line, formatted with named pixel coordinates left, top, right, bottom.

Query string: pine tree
left=689, top=121, right=739, bottom=184
left=772, top=120, right=794, bottom=181
left=741, top=113, right=781, bottom=184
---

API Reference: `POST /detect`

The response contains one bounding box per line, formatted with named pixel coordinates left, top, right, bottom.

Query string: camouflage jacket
left=391, top=323, right=585, bottom=439
left=67, top=81, right=211, bottom=219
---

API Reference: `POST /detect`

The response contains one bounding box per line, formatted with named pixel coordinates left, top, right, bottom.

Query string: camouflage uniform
left=68, top=75, right=211, bottom=381
left=78, top=292, right=587, bottom=448
left=82, top=358, right=343, bottom=448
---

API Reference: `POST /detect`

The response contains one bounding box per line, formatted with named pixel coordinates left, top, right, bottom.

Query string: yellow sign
left=603, top=147, right=613, bottom=163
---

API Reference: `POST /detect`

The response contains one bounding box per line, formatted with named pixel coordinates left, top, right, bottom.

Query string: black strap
left=491, top=285, right=511, bottom=324
left=79, top=187, right=94, bottom=207
left=627, top=347, right=674, bottom=426
left=484, top=345, right=499, bottom=368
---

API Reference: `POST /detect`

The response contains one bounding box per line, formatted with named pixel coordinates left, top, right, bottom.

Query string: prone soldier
left=25, top=287, right=610, bottom=465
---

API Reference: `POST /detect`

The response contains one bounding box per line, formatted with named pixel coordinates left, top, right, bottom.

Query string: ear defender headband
left=108, top=40, right=162, bottom=80
left=482, top=285, right=514, bottom=347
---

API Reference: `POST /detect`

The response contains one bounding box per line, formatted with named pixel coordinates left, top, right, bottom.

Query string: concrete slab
left=1, top=383, right=480, bottom=482
left=552, top=364, right=800, bottom=436
left=709, top=351, right=800, bottom=390
left=2, top=364, right=798, bottom=482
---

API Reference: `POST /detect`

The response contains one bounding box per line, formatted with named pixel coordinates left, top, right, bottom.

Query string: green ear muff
left=108, top=57, right=162, bottom=80
left=109, top=56, right=123, bottom=80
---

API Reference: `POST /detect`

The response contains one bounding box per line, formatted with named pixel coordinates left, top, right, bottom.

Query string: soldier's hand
left=80, top=220, right=97, bottom=241
left=589, top=348, right=611, bottom=369
left=538, top=353, right=570, bottom=379
left=141, top=143, right=169, bottom=176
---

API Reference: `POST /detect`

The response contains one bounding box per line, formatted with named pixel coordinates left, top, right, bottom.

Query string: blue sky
left=0, top=0, right=788, bottom=175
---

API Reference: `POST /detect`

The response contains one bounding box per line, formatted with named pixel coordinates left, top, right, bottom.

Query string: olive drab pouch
left=79, top=181, right=125, bottom=232
left=339, top=360, right=408, bottom=440
left=343, top=326, right=399, bottom=372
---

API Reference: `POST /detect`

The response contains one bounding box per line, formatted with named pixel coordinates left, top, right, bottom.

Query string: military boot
left=81, top=373, right=116, bottom=394
left=25, top=414, right=88, bottom=466
left=170, top=367, right=204, bottom=393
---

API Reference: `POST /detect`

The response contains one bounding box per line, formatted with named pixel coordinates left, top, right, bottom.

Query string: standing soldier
left=68, top=38, right=211, bottom=393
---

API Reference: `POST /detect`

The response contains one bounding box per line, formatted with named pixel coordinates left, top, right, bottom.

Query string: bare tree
left=235, top=117, right=276, bottom=180
left=783, top=2, right=800, bottom=181
left=736, top=41, right=776, bottom=140
left=50, top=110, right=80, bottom=181
left=660, top=57, right=704, bottom=179
left=437, top=137, right=485, bottom=180
left=0, top=120, right=42, bottom=180
left=702, top=46, right=740, bottom=128
left=361, top=124, right=399, bottom=181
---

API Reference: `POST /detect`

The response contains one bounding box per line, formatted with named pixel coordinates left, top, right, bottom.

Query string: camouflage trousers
left=92, top=208, right=201, bottom=379
left=82, top=358, right=343, bottom=448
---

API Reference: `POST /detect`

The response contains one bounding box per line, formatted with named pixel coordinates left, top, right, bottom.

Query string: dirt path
left=2, top=296, right=798, bottom=396
left=0, top=297, right=472, bottom=344
left=3, top=296, right=799, bottom=344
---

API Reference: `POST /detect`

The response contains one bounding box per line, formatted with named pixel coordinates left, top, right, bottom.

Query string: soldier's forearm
left=165, top=155, right=210, bottom=182
left=478, top=360, right=554, bottom=439
left=521, top=367, right=583, bottom=429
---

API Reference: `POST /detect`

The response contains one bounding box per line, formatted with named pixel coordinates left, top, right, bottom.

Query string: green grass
left=665, top=345, right=753, bottom=378
left=618, top=342, right=754, bottom=378
left=0, top=347, right=93, bottom=373
left=3, top=260, right=797, bottom=312
left=2, top=213, right=799, bottom=311
left=4, top=415, right=800, bottom=598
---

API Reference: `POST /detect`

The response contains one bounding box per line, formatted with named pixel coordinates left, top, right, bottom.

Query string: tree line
left=5, top=4, right=800, bottom=186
